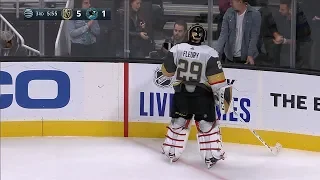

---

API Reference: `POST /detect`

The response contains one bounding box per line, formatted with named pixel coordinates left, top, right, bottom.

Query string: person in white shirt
left=216, top=0, right=261, bottom=65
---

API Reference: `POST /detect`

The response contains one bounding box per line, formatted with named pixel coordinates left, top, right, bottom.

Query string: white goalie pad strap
left=196, top=121, right=225, bottom=160
left=162, top=118, right=191, bottom=161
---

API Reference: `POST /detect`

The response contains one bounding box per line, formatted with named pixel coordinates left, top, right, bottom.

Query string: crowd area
left=1, top=0, right=320, bottom=70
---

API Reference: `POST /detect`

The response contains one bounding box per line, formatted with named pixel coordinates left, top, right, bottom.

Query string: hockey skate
left=204, top=152, right=225, bottom=169
left=196, top=120, right=226, bottom=169
left=205, top=157, right=218, bottom=169
left=161, top=118, right=191, bottom=163
left=161, top=146, right=180, bottom=163
left=168, top=153, right=176, bottom=163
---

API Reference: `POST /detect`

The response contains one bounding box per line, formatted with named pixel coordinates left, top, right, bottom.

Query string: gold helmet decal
left=187, top=24, right=207, bottom=44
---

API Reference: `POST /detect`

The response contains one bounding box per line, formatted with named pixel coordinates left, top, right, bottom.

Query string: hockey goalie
left=160, top=24, right=232, bottom=168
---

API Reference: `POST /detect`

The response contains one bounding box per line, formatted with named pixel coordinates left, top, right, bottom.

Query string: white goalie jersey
left=161, top=42, right=232, bottom=114
left=162, top=43, right=225, bottom=91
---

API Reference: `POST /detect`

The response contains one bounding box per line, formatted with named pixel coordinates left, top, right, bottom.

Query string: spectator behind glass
left=116, top=0, right=152, bottom=58
left=216, top=0, right=261, bottom=65
left=130, top=0, right=150, bottom=58
left=276, top=0, right=312, bottom=69
left=215, top=0, right=256, bottom=39
left=0, top=31, right=13, bottom=56
left=215, top=0, right=231, bottom=38
left=302, top=0, right=320, bottom=70
left=67, top=0, right=100, bottom=56
left=256, top=0, right=282, bottom=67
left=161, top=20, right=187, bottom=55
left=0, top=30, right=28, bottom=56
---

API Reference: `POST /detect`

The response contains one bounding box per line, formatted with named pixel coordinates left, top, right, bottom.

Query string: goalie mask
left=187, top=24, right=207, bottom=45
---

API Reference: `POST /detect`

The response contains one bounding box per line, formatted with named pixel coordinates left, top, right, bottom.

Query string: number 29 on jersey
left=176, top=59, right=203, bottom=82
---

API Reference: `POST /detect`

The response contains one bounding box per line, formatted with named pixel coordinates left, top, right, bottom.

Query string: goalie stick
left=232, top=111, right=282, bottom=156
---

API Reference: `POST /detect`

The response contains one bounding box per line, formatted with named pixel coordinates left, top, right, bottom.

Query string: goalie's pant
left=161, top=87, right=225, bottom=162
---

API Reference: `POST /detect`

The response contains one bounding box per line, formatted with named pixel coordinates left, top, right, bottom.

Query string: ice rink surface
left=1, top=137, right=320, bottom=180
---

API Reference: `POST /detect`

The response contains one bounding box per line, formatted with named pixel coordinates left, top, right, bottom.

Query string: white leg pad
left=162, top=117, right=191, bottom=162
left=196, top=120, right=225, bottom=161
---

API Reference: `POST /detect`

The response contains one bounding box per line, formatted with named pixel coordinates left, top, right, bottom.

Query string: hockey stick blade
left=272, top=142, right=282, bottom=155
left=233, top=111, right=282, bottom=155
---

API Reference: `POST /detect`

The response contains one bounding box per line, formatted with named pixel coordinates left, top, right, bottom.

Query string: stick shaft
left=236, top=115, right=277, bottom=155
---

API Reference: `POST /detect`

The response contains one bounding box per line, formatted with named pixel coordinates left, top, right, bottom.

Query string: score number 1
left=75, top=9, right=110, bottom=20
left=102, top=10, right=106, bottom=18
left=100, top=9, right=111, bottom=20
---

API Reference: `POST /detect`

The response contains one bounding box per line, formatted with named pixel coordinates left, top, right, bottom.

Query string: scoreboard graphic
left=23, top=8, right=111, bottom=20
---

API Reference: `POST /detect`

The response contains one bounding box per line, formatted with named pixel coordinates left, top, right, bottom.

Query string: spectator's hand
left=280, top=38, right=293, bottom=45
left=273, top=39, right=281, bottom=44
left=140, top=32, right=149, bottom=40
left=285, top=39, right=292, bottom=44
left=140, top=22, right=146, bottom=29
left=245, top=56, right=255, bottom=65
left=87, top=20, right=94, bottom=27
left=162, top=47, right=169, bottom=54
left=313, top=16, right=320, bottom=21
left=273, top=35, right=284, bottom=44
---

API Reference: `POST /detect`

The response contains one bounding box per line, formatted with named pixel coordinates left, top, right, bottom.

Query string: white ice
left=1, top=137, right=320, bottom=180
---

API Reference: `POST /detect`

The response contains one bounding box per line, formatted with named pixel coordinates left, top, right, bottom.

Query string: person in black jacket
left=256, top=0, right=282, bottom=67
left=115, top=0, right=152, bottom=58
left=276, top=0, right=312, bottom=69
left=299, top=0, right=320, bottom=70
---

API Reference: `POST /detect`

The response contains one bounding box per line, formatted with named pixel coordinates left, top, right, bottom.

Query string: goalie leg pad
left=162, top=117, right=191, bottom=162
left=196, top=120, right=225, bottom=164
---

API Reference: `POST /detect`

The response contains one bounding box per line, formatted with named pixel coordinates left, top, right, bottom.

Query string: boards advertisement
left=0, top=62, right=123, bottom=121
left=129, top=64, right=320, bottom=136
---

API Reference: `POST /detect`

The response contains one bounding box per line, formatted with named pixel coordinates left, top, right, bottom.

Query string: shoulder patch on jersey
left=153, top=67, right=173, bottom=88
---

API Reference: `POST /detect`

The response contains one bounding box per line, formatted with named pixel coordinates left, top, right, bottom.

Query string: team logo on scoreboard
left=86, top=8, right=98, bottom=20
left=61, top=8, right=73, bottom=20
left=153, top=67, right=173, bottom=88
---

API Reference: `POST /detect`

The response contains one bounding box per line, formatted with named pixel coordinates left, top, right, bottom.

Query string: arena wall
left=1, top=62, right=320, bottom=152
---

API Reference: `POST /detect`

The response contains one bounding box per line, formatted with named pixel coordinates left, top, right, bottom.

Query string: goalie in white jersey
left=161, top=24, right=232, bottom=168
